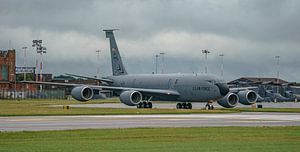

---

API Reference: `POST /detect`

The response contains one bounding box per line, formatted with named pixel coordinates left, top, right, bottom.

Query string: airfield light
left=160, top=52, right=165, bottom=74
left=202, top=50, right=211, bottom=74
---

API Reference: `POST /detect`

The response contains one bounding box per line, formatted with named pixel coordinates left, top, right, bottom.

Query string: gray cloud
left=0, top=0, right=300, bottom=82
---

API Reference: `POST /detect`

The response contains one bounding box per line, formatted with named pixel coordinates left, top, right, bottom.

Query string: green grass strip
left=0, top=99, right=300, bottom=116
left=0, top=127, right=299, bottom=152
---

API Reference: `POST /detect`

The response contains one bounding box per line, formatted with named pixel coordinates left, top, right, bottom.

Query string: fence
left=0, top=89, right=66, bottom=100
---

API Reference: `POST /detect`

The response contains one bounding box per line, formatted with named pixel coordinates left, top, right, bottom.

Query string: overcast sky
left=1, top=0, right=300, bottom=82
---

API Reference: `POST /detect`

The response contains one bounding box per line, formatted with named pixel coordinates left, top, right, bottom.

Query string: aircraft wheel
left=187, top=103, right=192, bottom=109
left=137, top=102, right=143, bottom=108
left=176, top=103, right=182, bottom=109
left=147, top=102, right=152, bottom=109
left=205, top=104, right=210, bottom=110
left=205, top=104, right=214, bottom=110
left=143, top=102, right=148, bottom=108
left=182, top=103, right=187, bottom=109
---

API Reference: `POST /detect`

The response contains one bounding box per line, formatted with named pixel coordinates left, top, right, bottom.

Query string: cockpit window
left=206, top=80, right=216, bottom=84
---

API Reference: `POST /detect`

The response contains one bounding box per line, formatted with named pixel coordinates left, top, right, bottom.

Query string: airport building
left=228, top=77, right=300, bottom=102
left=0, top=49, right=38, bottom=99
left=0, top=50, right=17, bottom=91
left=228, top=77, right=290, bottom=86
left=0, top=48, right=101, bottom=99
left=0, top=50, right=15, bottom=82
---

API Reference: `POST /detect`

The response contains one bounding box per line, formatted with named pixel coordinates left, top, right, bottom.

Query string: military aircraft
left=256, top=82, right=300, bottom=102
left=24, top=29, right=258, bottom=109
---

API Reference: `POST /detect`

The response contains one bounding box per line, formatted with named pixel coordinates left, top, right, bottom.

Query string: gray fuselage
left=107, top=73, right=227, bottom=102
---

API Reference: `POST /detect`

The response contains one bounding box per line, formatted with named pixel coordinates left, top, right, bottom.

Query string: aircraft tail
left=103, top=29, right=128, bottom=76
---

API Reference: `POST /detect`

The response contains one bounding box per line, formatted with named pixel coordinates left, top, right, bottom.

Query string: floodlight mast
left=96, top=50, right=101, bottom=78
left=275, top=56, right=280, bottom=98
left=32, top=40, right=40, bottom=82
left=32, top=40, right=47, bottom=93
left=155, top=54, right=159, bottom=74
left=159, top=52, right=165, bottom=74
left=39, top=47, right=47, bottom=83
left=219, top=54, right=224, bottom=80
left=202, top=50, right=211, bottom=74
left=22, top=47, right=28, bottom=81
left=21, top=46, right=28, bottom=91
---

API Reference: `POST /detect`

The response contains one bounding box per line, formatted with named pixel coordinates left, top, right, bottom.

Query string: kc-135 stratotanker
left=24, top=29, right=258, bottom=109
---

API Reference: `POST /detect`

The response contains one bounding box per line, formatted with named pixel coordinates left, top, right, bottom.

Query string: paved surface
left=66, top=102, right=300, bottom=109
left=1, top=112, right=300, bottom=131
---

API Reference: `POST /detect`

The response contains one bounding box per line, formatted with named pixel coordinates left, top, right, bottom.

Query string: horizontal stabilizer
left=103, top=29, right=119, bottom=38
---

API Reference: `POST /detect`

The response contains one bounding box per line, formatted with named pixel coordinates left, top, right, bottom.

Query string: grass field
left=0, top=99, right=238, bottom=116
left=0, top=99, right=300, bottom=116
left=0, top=127, right=299, bottom=152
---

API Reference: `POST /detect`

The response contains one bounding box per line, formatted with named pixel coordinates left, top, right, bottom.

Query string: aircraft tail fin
left=103, top=29, right=128, bottom=76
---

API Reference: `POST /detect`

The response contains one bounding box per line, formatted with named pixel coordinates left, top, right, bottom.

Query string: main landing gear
left=137, top=101, right=153, bottom=109
left=176, top=103, right=192, bottom=109
left=137, top=96, right=153, bottom=109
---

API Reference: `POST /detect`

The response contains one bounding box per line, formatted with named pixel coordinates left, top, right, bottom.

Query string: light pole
left=22, top=47, right=27, bottom=81
left=275, top=56, right=280, bottom=95
left=32, top=40, right=46, bottom=92
left=96, top=50, right=101, bottom=78
left=155, top=54, right=159, bottom=74
left=219, top=54, right=224, bottom=80
left=159, top=52, right=165, bottom=74
left=32, top=40, right=41, bottom=81
left=202, top=50, right=211, bottom=74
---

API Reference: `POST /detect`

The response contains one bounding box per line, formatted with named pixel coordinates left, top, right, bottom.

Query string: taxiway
left=1, top=112, right=300, bottom=131
left=66, top=102, right=300, bottom=109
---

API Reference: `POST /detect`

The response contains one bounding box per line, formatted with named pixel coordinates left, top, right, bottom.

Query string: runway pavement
left=1, top=112, right=300, bottom=131
left=66, top=102, right=300, bottom=109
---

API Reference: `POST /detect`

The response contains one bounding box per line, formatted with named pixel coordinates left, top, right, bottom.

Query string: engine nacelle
left=71, top=86, right=94, bottom=102
left=237, top=90, right=257, bottom=105
left=119, top=90, right=142, bottom=106
left=217, top=93, right=239, bottom=108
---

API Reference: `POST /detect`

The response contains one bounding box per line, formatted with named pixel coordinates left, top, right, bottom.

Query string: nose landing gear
left=205, top=102, right=214, bottom=110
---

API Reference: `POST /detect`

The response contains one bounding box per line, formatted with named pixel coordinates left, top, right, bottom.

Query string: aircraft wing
left=96, top=86, right=180, bottom=97
left=65, top=73, right=114, bottom=83
left=22, top=81, right=180, bottom=97
left=229, top=86, right=258, bottom=93
left=21, top=81, right=81, bottom=87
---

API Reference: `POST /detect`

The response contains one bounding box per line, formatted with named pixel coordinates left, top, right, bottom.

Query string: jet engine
left=237, top=90, right=257, bottom=105
left=217, top=93, right=239, bottom=108
left=119, top=90, right=142, bottom=106
left=71, top=86, right=94, bottom=102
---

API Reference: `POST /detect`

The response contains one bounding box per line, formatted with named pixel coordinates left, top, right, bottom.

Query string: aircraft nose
left=215, top=83, right=229, bottom=96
